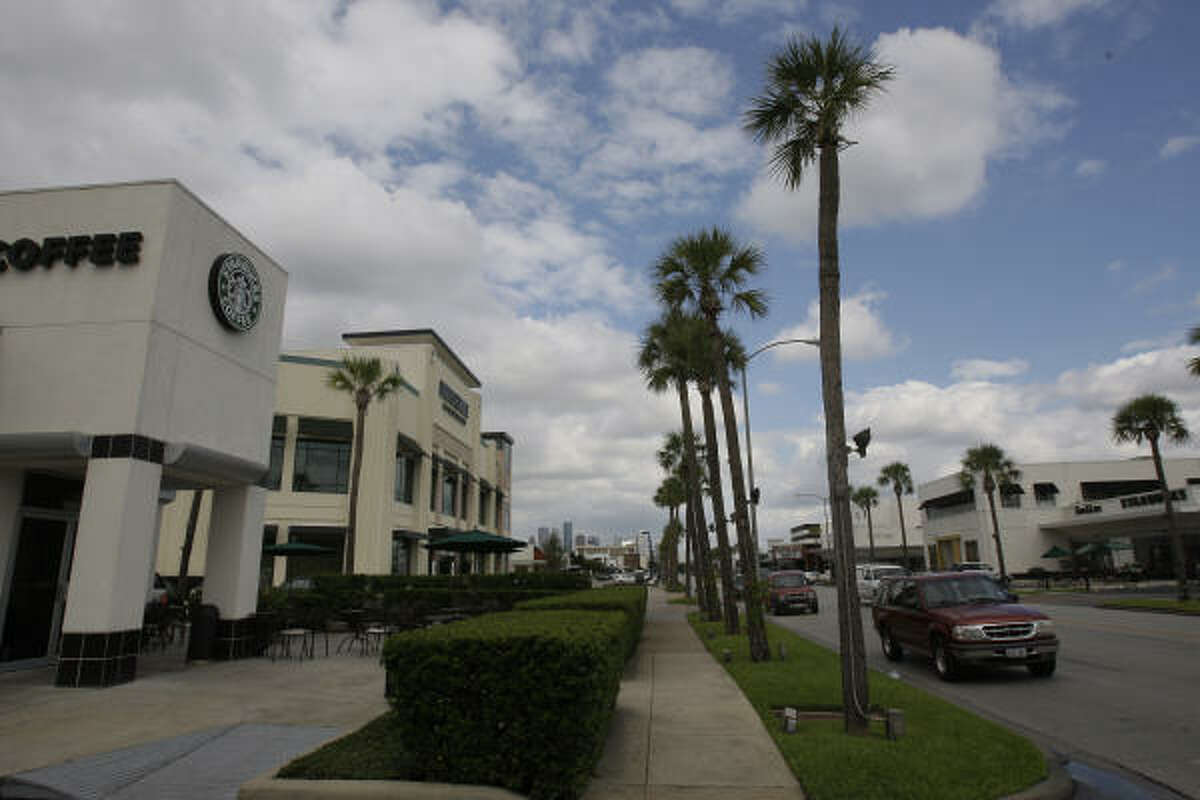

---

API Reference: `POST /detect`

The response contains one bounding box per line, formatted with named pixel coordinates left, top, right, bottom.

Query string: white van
left=856, top=563, right=908, bottom=604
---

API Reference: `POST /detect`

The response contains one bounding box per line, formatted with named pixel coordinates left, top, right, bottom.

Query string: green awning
left=425, top=529, right=526, bottom=553
left=1041, top=545, right=1072, bottom=558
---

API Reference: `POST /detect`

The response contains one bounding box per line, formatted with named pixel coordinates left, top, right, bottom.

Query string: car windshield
left=922, top=576, right=1009, bottom=607
left=772, top=574, right=807, bottom=588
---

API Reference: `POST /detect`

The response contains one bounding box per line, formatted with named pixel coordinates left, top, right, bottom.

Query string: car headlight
left=1033, top=620, right=1055, bottom=635
left=952, top=624, right=988, bottom=641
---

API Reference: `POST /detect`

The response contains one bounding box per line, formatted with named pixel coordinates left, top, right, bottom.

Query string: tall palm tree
left=693, top=335, right=744, bottom=635
left=1189, top=325, right=1200, bottom=377
left=326, top=355, right=403, bottom=573
left=877, top=463, right=914, bottom=569
left=745, top=28, right=893, bottom=725
left=850, top=485, right=879, bottom=562
left=959, top=444, right=1021, bottom=583
left=744, top=26, right=897, bottom=734
left=654, top=473, right=686, bottom=588
left=1112, top=394, right=1192, bottom=601
left=639, top=314, right=720, bottom=619
left=656, top=227, right=771, bottom=660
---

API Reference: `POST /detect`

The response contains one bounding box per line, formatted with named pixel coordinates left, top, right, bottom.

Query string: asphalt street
left=771, top=585, right=1199, bottom=800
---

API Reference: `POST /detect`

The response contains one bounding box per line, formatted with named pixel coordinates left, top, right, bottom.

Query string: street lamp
left=741, top=337, right=819, bottom=550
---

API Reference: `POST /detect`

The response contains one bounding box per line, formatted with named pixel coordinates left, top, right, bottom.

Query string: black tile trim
left=55, top=629, right=140, bottom=687
left=213, top=615, right=257, bottom=661
left=88, top=434, right=165, bottom=464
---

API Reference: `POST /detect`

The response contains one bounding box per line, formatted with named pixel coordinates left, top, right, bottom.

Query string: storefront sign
left=439, top=380, right=469, bottom=424
left=208, top=253, right=262, bottom=332
left=0, top=232, right=143, bottom=272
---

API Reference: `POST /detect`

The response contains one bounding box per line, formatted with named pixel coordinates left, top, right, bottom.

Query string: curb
left=239, top=771, right=526, bottom=799
left=1000, top=758, right=1074, bottom=800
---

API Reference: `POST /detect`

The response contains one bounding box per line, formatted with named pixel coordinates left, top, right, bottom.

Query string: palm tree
left=326, top=355, right=403, bottom=573
left=639, top=314, right=720, bottom=619
left=959, top=444, right=1021, bottom=583
left=1189, top=325, right=1200, bottom=377
left=850, top=485, right=879, bottom=562
left=745, top=28, right=893, bottom=726
left=877, top=463, right=914, bottom=570
left=654, top=473, right=686, bottom=588
left=1112, top=394, right=1192, bottom=600
left=656, top=227, right=771, bottom=660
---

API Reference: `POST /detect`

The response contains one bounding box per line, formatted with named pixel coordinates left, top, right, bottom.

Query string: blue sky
left=2, top=0, right=1197, bottom=544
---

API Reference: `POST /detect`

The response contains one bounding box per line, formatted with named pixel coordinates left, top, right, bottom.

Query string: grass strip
left=667, top=595, right=698, bottom=605
left=688, top=613, right=1046, bottom=800
left=1099, top=598, right=1200, bottom=615
left=278, top=712, right=412, bottom=780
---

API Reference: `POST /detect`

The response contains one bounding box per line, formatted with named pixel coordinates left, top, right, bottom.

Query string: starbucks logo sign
left=208, top=253, right=262, bottom=332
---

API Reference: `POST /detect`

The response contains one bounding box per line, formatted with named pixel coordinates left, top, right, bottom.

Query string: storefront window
left=441, top=467, right=458, bottom=516
left=395, top=452, right=417, bottom=504
left=391, top=533, right=411, bottom=575
left=479, top=486, right=491, bottom=526
left=292, top=418, right=352, bottom=494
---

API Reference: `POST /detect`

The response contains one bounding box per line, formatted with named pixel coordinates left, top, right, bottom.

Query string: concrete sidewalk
left=583, top=588, right=803, bottom=800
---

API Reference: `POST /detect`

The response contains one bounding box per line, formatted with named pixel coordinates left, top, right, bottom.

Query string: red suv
left=766, top=570, right=819, bottom=615
left=872, top=572, right=1058, bottom=680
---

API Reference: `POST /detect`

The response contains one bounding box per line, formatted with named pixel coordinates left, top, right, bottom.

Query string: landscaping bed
left=1098, top=597, right=1200, bottom=615
left=688, top=613, right=1047, bottom=800
left=278, top=587, right=646, bottom=800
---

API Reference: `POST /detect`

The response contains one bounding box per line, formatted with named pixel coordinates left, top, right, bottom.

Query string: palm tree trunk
left=984, top=482, right=1008, bottom=582
left=345, top=399, right=368, bottom=574
left=895, top=489, right=909, bottom=570
left=818, top=140, right=869, bottom=734
left=678, top=381, right=718, bottom=619
left=177, top=490, right=204, bottom=599
left=1149, top=437, right=1190, bottom=601
left=712, top=344, right=770, bottom=660
left=700, top=385, right=740, bottom=634
left=866, top=506, right=875, bottom=562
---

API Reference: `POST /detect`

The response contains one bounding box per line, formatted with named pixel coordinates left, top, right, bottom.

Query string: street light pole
left=741, top=338, right=819, bottom=550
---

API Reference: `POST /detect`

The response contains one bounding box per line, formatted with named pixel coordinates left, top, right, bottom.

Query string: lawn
left=1099, top=597, right=1200, bottom=615
left=689, top=614, right=1047, bottom=800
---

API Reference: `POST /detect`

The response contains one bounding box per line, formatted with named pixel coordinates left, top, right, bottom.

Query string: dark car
left=872, top=572, right=1058, bottom=680
left=766, top=570, right=819, bottom=615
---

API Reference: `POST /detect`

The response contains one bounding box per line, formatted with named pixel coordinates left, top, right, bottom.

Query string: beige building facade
left=156, top=329, right=516, bottom=587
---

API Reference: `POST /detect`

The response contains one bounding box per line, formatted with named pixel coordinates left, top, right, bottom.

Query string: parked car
left=855, top=563, right=908, bottom=604
left=611, top=571, right=638, bottom=585
left=872, top=572, right=1058, bottom=681
left=765, top=570, right=819, bottom=615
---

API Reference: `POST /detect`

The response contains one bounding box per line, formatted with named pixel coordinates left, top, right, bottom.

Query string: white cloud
left=1120, top=334, right=1182, bottom=354
left=737, top=27, right=1071, bottom=242
left=1075, top=158, right=1107, bottom=177
left=1131, top=264, right=1177, bottom=294
left=608, top=48, right=735, bottom=118
left=670, top=0, right=807, bottom=24
left=770, top=288, right=905, bottom=362
left=758, top=381, right=784, bottom=396
left=1106, top=259, right=1125, bottom=273
left=951, top=358, right=1031, bottom=381
left=983, top=0, right=1109, bottom=29
left=1160, top=135, right=1200, bottom=159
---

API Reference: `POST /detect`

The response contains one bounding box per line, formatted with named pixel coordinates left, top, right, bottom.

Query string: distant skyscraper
left=537, top=527, right=551, bottom=547
left=563, top=521, right=573, bottom=554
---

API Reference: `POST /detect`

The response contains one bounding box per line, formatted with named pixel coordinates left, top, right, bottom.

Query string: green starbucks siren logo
left=208, top=253, right=262, bottom=332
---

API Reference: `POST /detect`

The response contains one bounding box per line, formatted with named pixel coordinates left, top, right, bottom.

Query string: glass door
left=1, top=515, right=76, bottom=666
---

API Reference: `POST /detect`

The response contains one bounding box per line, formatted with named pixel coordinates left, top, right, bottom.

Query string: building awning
left=919, top=489, right=974, bottom=510
left=424, top=529, right=526, bottom=553
left=395, top=432, right=426, bottom=457
left=391, top=529, right=426, bottom=540
left=999, top=482, right=1024, bottom=496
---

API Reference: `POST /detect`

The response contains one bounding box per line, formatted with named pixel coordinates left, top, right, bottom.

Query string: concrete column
left=204, top=485, right=266, bottom=619
left=58, top=458, right=162, bottom=687
left=0, top=471, right=23, bottom=604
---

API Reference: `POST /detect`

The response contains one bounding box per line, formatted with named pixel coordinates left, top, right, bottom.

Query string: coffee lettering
left=40, top=237, right=67, bottom=268
left=10, top=238, right=41, bottom=271
left=65, top=235, right=92, bottom=266
left=0, top=230, right=143, bottom=273
left=91, top=234, right=116, bottom=266
left=115, top=231, right=142, bottom=265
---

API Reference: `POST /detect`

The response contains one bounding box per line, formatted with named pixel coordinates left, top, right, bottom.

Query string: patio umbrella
left=262, top=542, right=336, bottom=556
left=1041, top=545, right=1072, bottom=558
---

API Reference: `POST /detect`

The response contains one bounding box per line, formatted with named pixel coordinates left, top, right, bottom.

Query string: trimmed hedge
left=515, top=586, right=647, bottom=661
left=379, top=587, right=561, bottom=624
left=382, top=609, right=626, bottom=800
left=315, top=572, right=590, bottom=596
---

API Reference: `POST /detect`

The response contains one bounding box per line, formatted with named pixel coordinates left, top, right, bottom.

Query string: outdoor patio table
left=273, top=628, right=313, bottom=661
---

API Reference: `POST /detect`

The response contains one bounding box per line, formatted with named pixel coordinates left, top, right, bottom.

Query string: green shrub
left=379, top=587, right=561, bottom=625
left=382, top=609, right=626, bottom=800
left=515, top=586, right=647, bottom=661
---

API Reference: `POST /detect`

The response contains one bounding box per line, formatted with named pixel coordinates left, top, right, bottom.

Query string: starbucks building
left=0, top=181, right=287, bottom=686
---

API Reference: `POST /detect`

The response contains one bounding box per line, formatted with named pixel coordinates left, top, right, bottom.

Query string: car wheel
left=932, top=637, right=959, bottom=681
left=1028, top=658, right=1056, bottom=678
left=811, top=602, right=819, bottom=614
left=880, top=628, right=903, bottom=661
